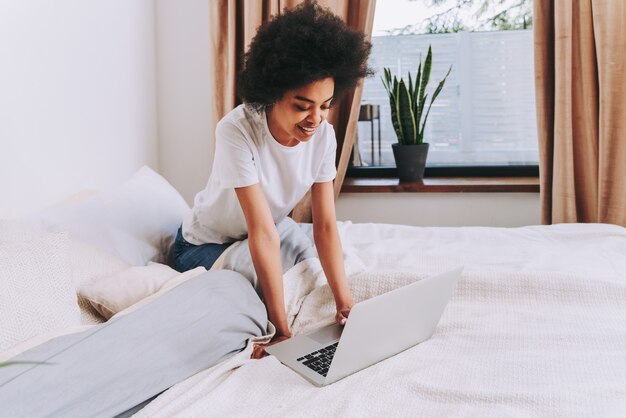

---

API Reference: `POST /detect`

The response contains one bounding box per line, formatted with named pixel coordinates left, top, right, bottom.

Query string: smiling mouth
left=297, top=125, right=317, bottom=135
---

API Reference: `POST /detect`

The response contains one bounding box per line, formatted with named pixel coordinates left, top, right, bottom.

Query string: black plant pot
left=392, top=142, right=430, bottom=182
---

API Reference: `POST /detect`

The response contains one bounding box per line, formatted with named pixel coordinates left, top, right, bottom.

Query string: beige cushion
left=79, top=262, right=188, bottom=319
left=70, top=242, right=131, bottom=324
left=0, top=221, right=81, bottom=352
left=111, top=266, right=208, bottom=319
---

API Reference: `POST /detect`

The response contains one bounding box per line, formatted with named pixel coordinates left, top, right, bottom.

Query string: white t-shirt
left=182, top=104, right=337, bottom=245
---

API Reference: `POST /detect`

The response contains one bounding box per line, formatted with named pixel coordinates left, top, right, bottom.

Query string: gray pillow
left=0, top=270, right=267, bottom=418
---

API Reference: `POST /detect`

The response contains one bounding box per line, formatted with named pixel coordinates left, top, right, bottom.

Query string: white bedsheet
left=133, top=222, right=626, bottom=417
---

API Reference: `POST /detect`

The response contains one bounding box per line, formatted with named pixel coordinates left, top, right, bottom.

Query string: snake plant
left=382, top=45, right=452, bottom=145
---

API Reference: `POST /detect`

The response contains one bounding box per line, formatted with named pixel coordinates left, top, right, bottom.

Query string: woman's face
left=266, top=77, right=335, bottom=147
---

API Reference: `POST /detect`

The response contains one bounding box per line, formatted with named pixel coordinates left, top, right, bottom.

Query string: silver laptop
left=266, top=266, right=463, bottom=386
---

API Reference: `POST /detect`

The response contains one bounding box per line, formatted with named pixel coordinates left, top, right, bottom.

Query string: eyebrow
left=294, top=95, right=334, bottom=104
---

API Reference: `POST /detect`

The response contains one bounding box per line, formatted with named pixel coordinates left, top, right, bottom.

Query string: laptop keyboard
left=296, top=342, right=338, bottom=377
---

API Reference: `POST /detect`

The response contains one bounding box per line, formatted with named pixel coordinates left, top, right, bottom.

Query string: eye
left=323, top=101, right=336, bottom=110
left=294, top=103, right=332, bottom=112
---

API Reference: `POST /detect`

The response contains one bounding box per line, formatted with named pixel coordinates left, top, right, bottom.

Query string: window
left=351, top=0, right=538, bottom=177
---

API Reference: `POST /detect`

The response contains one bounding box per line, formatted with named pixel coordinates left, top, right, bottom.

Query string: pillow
left=111, top=266, right=208, bottom=319
left=40, top=188, right=133, bottom=299
left=79, top=262, right=190, bottom=320
left=69, top=241, right=133, bottom=324
left=25, top=166, right=190, bottom=266
left=0, top=221, right=81, bottom=352
left=68, top=239, right=131, bottom=289
left=0, top=219, right=128, bottom=326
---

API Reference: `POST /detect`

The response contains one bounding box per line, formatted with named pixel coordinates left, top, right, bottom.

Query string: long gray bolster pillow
left=0, top=270, right=268, bottom=418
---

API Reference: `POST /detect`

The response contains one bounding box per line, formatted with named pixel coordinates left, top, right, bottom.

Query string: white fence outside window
left=357, top=30, right=538, bottom=167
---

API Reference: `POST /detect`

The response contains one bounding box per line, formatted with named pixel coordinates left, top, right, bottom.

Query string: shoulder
left=216, top=104, right=264, bottom=145
left=218, top=104, right=263, bottom=129
left=216, top=105, right=246, bottom=133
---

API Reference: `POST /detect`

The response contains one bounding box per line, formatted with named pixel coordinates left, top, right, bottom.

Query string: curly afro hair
left=237, top=1, right=372, bottom=110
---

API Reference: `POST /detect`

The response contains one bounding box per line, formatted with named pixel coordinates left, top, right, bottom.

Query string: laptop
left=266, top=266, right=463, bottom=386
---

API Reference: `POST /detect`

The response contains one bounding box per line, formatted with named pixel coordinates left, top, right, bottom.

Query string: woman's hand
left=251, top=332, right=292, bottom=360
left=335, top=304, right=352, bottom=325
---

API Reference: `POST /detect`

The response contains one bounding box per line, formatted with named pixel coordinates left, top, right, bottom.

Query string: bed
left=133, top=221, right=626, bottom=417
left=1, top=167, right=625, bottom=417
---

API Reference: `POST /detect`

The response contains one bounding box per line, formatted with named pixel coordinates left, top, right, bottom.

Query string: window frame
left=346, top=164, right=539, bottom=179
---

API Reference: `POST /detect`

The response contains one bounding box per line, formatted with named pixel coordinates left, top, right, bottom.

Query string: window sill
left=341, top=177, right=540, bottom=193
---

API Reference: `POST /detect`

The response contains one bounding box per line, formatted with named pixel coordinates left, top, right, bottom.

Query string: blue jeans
left=172, top=226, right=232, bottom=272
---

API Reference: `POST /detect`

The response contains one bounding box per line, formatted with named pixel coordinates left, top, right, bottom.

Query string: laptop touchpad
left=307, top=324, right=343, bottom=344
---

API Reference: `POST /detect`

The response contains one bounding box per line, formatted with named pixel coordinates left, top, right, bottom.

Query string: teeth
left=299, top=125, right=316, bottom=133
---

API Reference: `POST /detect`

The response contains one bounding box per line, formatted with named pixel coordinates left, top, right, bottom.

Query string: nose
left=306, top=107, right=325, bottom=125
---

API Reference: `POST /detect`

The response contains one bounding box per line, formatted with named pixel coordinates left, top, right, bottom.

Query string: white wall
left=337, top=193, right=541, bottom=227
left=155, top=0, right=213, bottom=205
left=0, top=0, right=157, bottom=219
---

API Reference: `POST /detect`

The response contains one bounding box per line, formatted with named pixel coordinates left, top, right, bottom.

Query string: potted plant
left=382, top=45, right=452, bottom=182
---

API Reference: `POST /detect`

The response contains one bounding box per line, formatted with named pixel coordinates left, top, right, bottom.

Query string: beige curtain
left=209, top=0, right=376, bottom=222
left=534, top=0, right=626, bottom=226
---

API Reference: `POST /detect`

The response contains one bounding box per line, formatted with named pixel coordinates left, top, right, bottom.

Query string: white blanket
left=133, top=222, right=626, bottom=417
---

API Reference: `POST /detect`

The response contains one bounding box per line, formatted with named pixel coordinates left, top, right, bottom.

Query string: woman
left=172, top=2, right=371, bottom=358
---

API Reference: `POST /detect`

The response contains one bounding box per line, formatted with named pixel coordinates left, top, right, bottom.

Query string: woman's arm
left=235, top=184, right=291, bottom=339
left=311, top=181, right=354, bottom=324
